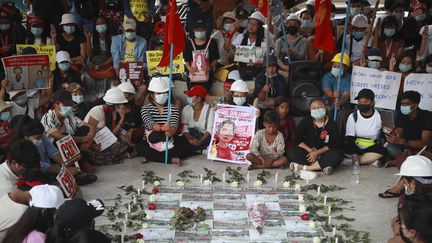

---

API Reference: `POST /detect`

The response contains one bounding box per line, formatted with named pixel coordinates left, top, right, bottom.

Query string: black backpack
left=74, top=0, right=100, bottom=19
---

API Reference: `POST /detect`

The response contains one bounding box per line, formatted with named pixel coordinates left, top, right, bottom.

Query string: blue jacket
left=111, top=34, right=147, bottom=69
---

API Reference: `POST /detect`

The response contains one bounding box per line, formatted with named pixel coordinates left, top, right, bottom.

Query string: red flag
left=158, top=0, right=185, bottom=67
left=249, top=0, right=268, bottom=17
left=314, top=0, right=334, bottom=54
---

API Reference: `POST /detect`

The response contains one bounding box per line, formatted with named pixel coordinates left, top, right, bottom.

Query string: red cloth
left=278, top=117, right=296, bottom=150
left=0, top=121, right=10, bottom=145
left=249, top=0, right=268, bottom=17
left=158, top=0, right=185, bottom=67
left=314, top=0, right=334, bottom=54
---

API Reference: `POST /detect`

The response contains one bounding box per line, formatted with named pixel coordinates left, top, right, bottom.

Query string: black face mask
left=358, top=104, right=371, bottom=113
left=286, top=26, right=298, bottom=35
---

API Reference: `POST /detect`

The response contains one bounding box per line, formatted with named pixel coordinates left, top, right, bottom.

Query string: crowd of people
left=0, top=0, right=431, bottom=242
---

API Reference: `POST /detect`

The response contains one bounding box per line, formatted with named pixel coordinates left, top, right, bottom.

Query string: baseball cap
left=29, top=184, right=65, bottom=209
left=400, top=90, right=421, bottom=104
left=193, top=18, right=206, bottom=29
left=355, top=88, right=375, bottom=101
left=56, top=51, right=71, bottom=63
left=367, top=48, right=382, bottom=61
left=53, top=90, right=74, bottom=106
left=184, top=85, right=208, bottom=98
left=55, top=199, right=105, bottom=233
left=123, top=18, right=136, bottom=31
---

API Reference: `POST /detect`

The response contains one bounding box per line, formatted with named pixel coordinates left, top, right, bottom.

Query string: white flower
left=246, top=160, right=252, bottom=166
left=148, top=194, right=156, bottom=203
left=176, top=180, right=185, bottom=187
left=145, top=214, right=152, bottom=220
left=294, top=184, right=301, bottom=192
left=298, top=194, right=304, bottom=202
left=312, top=236, right=321, bottom=243
left=137, top=239, right=145, bottom=243
left=299, top=204, right=307, bottom=213
left=203, top=179, right=212, bottom=186
left=309, top=221, right=316, bottom=229
left=230, top=181, right=239, bottom=188
left=142, top=223, right=149, bottom=229
left=283, top=181, right=291, bottom=188
left=153, top=181, right=160, bottom=186
left=253, top=180, right=263, bottom=187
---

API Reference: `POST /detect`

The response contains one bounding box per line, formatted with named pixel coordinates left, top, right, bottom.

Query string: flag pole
left=164, top=43, right=174, bottom=165
left=276, top=0, right=291, bottom=64
left=333, top=0, right=351, bottom=121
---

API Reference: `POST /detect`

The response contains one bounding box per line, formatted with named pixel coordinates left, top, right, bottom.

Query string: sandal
left=289, top=162, right=298, bottom=171
left=378, top=189, right=401, bottom=198
left=323, top=166, right=333, bottom=175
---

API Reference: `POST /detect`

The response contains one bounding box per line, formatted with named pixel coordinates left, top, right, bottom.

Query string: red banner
left=314, top=0, right=334, bottom=54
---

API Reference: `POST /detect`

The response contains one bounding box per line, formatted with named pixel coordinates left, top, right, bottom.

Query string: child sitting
left=274, top=96, right=296, bottom=150
left=247, top=110, right=288, bottom=170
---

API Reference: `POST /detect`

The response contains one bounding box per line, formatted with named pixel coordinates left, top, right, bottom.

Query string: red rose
left=300, top=213, right=309, bottom=221
left=135, top=233, right=143, bottom=239
left=152, top=187, right=160, bottom=194
left=148, top=203, right=157, bottom=210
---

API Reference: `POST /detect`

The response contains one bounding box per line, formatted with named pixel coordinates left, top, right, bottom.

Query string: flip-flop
left=378, top=189, right=401, bottom=198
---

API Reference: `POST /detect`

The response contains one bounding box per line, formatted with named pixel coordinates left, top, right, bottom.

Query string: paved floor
left=81, top=155, right=399, bottom=242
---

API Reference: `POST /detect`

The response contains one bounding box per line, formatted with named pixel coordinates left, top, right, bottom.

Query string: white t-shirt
left=211, top=30, right=239, bottom=65
left=10, top=101, right=37, bottom=119
left=345, top=110, right=382, bottom=149
left=0, top=193, right=28, bottom=231
left=84, top=105, right=105, bottom=130
left=344, top=35, right=367, bottom=64
left=0, top=162, right=18, bottom=197
left=181, top=103, right=214, bottom=134
left=232, top=32, right=275, bottom=49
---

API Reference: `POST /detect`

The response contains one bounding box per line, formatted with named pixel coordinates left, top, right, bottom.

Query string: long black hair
left=26, top=19, right=50, bottom=45
left=379, top=15, right=401, bottom=41
left=91, top=15, right=112, bottom=57
left=241, top=19, right=265, bottom=47
left=399, top=195, right=432, bottom=243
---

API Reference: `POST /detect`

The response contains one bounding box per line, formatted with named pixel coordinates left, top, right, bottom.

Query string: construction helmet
left=230, top=80, right=249, bottom=93
left=331, top=52, right=351, bottom=67
left=118, top=81, right=136, bottom=94
left=250, top=11, right=266, bottom=24
left=396, top=155, right=432, bottom=177
left=103, top=87, right=128, bottom=104
left=148, top=77, right=169, bottom=93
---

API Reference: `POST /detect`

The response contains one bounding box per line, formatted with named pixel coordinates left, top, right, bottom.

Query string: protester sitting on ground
left=2, top=184, right=65, bottom=243
left=65, top=83, right=91, bottom=120
left=135, top=77, right=186, bottom=166
left=247, top=110, right=288, bottom=170
left=343, top=89, right=387, bottom=166
left=213, top=70, right=239, bottom=105
left=26, top=16, right=53, bottom=45
left=286, top=98, right=344, bottom=175
left=389, top=50, right=416, bottom=96
left=0, top=100, right=12, bottom=152
left=45, top=199, right=110, bottom=243
left=230, top=79, right=253, bottom=107
left=420, top=54, right=432, bottom=73
left=339, top=14, right=368, bottom=65
left=53, top=51, right=82, bottom=92
left=211, top=11, right=239, bottom=66
left=274, top=96, right=296, bottom=150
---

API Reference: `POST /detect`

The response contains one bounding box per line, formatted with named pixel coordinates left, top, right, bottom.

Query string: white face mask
left=154, top=93, right=168, bottom=105
left=233, top=97, right=246, bottom=106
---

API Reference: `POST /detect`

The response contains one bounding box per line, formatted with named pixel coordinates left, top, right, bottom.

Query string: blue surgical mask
left=400, top=105, right=412, bottom=115
left=32, top=139, right=43, bottom=146
left=0, top=24, right=10, bottom=31
left=154, top=93, right=168, bottom=105
left=223, top=23, right=232, bottom=32
left=0, top=111, right=10, bottom=121
left=58, top=62, right=71, bottom=71
left=31, top=27, right=43, bottom=36
left=384, top=28, right=396, bottom=37
left=194, top=31, right=206, bottom=39
left=311, top=108, right=326, bottom=119
left=415, top=14, right=426, bottom=22
left=125, top=32, right=136, bottom=40
left=233, top=97, right=246, bottom=106
left=368, top=60, right=380, bottom=69
left=186, top=97, right=194, bottom=106
left=426, top=66, right=432, bottom=73
left=72, top=95, right=84, bottom=104
left=331, top=67, right=340, bottom=77
left=60, top=106, right=74, bottom=117
left=352, top=31, right=364, bottom=40
left=350, top=7, right=361, bottom=16
left=95, top=24, right=107, bottom=33
left=63, top=25, right=76, bottom=34
left=301, top=19, right=313, bottom=28
left=399, top=63, right=412, bottom=73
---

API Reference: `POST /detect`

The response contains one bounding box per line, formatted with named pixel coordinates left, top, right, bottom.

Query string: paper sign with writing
left=234, top=46, right=265, bottom=64
left=146, top=50, right=184, bottom=76
left=350, top=66, right=402, bottom=110
left=56, top=135, right=81, bottom=166
left=94, top=127, right=118, bottom=151
left=404, top=73, right=432, bottom=111
left=119, top=61, right=144, bottom=83
left=16, top=44, right=56, bottom=71
left=56, top=165, right=77, bottom=198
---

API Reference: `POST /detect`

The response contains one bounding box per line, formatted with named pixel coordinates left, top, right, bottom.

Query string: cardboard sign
left=350, top=66, right=402, bottom=110
left=234, top=46, right=265, bottom=64
left=208, top=105, right=256, bottom=164
left=2, top=54, right=51, bottom=92
left=56, top=135, right=81, bottom=166
left=56, top=165, right=77, bottom=198
left=404, top=73, right=432, bottom=111
left=146, top=50, right=184, bottom=76
left=16, top=44, right=56, bottom=71
left=119, top=61, right=144, bottom=83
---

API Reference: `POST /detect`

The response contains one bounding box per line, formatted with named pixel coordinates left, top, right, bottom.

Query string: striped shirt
left=41, top=109, right=83, bottom=140
left=141, top=103, right=180, bottom=141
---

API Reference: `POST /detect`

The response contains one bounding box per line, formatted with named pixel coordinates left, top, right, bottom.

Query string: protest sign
left=234, top=46, right=265, bottom=64
left=119, top=61, right=144, bottom=83
left=56, top=135, right=81, bottom=167
left=207, top=105, right=256, bottom=164
left=56, top=165, right=77, bottom=198
left=404, top=73, right=432, bottom=111
left=94, top=127, right=118, bottom=151
left=16, top=44, right=56, bottom=71
left=129, top=0, right=149, bottom=22
left=146, top=50, right=184, bottom=76
left=350, top=66, right=401, bottom=110
left=2, top=54, right=50, bottom=92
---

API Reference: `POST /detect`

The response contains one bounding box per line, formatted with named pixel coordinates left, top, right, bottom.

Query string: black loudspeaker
left=288, top=61, right=324, bottom=116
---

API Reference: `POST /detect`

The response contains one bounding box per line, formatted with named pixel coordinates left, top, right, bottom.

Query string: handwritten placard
left=94, top=127, right=118, bottom=151
left=350, top=66, right=402, bottom=110
left=404, top=73, right=432, bottom=111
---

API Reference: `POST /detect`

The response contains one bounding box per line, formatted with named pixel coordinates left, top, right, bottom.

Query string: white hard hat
left=306, top=0, right=315, bottom=6
left=29, top=184, right=65, bottom=209
left=230, top=79, right=249, bottom=93
left=286, top=14, right=302, bottom=26
left=148, top=77, right=169, bottom=93
left=250, top=11, right=266, bottom=24
left=60, top=13, right=76, bottom=25
left=396, top=155, right=432, bottom=177
left=118, top=81, right=136, bottom=94
left=352, top=14, right=368, bottom=28
left=103, top=87, right=128, bottom=104
left=227, top=70, right=241, bottom=81
left=56, top=51, right=71, bottom=63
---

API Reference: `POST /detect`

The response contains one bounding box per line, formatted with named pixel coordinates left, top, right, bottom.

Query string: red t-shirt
left=278, top=116, right=296, bottom=150
left=216, top=145, right=235, bottom=161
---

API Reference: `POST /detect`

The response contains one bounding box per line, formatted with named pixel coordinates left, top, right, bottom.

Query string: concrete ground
left=81, top=155, right=399, bottom=242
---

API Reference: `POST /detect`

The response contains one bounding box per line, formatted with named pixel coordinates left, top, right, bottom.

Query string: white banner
left=350, top=66, right=402, bottom=110
left=404, top=73, right=432, bottom=111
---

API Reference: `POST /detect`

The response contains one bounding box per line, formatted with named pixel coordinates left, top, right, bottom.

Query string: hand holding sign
left=56, top=165, right=77, bottom=198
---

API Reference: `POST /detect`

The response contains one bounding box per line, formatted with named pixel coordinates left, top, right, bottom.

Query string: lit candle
left=133, top=196, right=137, bottom=205
left=128, top=204, right=131, bottom=213
left=247, top=172, right=250, bottom=183
left=332, top=227, right=336, bottom=236
left=328, top=205, right=332, bottom=215
left=317, top=186, right=321, bottom=196
left=200, top=174, right=203, bottom=184
left=222, top=173, right=226, bottom=183
left=142, top=180, right=145, bottom=190
left=275, top=172, right=278, bottom=184
left=169, top=173, right=172, bottom=183
left=137, top=189, right=141, bottom=196
left=323, top=195, right=327, bottom=206
left=335, top=237, right=338, bottom=243
left=328, top=215, right=332, bottom=225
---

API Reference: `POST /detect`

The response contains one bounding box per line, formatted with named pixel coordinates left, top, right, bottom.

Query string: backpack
left=74, top=0, right=100, bottom=19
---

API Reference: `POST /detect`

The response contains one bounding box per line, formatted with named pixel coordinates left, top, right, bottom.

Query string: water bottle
left=352, top=154, right=360, bottom=185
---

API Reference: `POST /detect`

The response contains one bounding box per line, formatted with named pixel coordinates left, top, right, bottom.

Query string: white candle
left=125, top=213, right=128, bottom=221
left=121, top=233, right=124, bottom=243
left=169, top=173, right=172, bottom=183
left=200, top=174, right=203, bottom=184
left=323, top=195, right=327, bottom=206
left=142, top=180, right=145, bottom=190
left=247, top=172, right=250, bottom=183
left=128, top=204, right=131, bottom=213
left=328, top=205, right=332, bottom=215
left=123, top=221, right=127, bottom=232
left=317, top=186, right=321, bottom=196
left=222, top=173, right=226, bottom=182
left=133, top=196, right=137, bottom=204
left=328, top=215, right=332, bottom=225
left=275, top=172, right=278, bottom=184
left=335, top=237, right=338, bottom=243
left=306, top=177, right=309, bottom=185
left=137, top=189, right=141, bottom=196
left=332, top=227, right=336, bottom=236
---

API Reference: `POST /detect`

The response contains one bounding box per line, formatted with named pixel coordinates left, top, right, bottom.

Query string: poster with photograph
left=234, top=45, right=265, bottom=64
left=119, top=61, right=144, bottom=83
left=207, top=104, right=256, bottom=164
left=2, top=54, right=50, bottom=92
left=16, top=44, right=56, bottom=71
left=146, top=50, right=184, bottom=76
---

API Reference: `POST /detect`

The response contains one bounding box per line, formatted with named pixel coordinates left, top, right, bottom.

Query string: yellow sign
left=16, top=44, right=56, bottom=71
left=146, top=50, right=184, bottom=76
left=130, top=0, right=149, bottom=22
